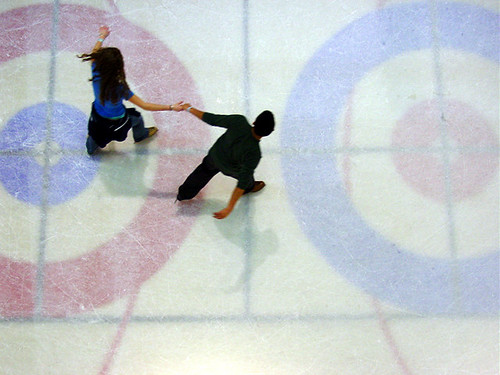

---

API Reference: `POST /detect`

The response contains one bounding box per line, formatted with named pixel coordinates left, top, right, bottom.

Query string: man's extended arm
left=213, top=186, right=245, bottom=219
left=181, top=103, right=205, bottom=120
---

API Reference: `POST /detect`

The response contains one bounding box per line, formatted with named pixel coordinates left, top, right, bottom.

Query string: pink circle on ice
left=392, top=99, right=498, bottom=202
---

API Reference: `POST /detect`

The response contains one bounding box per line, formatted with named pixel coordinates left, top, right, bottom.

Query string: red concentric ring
left=0, top=4, right=207, bottom=317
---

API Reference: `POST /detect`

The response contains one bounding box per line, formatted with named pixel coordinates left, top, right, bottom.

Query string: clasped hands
left=170, top=102, right=193, bottom=112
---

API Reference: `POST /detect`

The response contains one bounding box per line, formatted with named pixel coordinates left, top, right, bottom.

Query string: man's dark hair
left=253, top=110, right=275, bottom=137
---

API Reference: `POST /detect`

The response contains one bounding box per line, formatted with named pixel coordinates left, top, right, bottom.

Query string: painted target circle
left=0, top=4, right=207, bottom=317
left=392, top=98, right=498, bottom=202
left=0, top=102, right=98, bottom=206
left=282, top=2, right=499, bottom=314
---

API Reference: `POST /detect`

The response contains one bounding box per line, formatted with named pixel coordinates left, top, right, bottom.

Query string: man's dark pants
left=177, top=155, right=254, bottom=200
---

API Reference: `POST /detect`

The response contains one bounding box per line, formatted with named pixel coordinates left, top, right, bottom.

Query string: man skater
left=177, top=103, right=275, bottom=219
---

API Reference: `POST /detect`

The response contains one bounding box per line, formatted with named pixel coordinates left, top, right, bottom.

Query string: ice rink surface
left=0, top=0, right=498, bottom=374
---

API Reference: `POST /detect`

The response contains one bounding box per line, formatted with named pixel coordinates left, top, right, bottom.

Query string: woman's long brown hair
left=78, top=47, right=130, bottom=104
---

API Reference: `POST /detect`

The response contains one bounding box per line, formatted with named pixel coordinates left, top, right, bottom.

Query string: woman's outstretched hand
left=99, top=26, right=110, bottom=39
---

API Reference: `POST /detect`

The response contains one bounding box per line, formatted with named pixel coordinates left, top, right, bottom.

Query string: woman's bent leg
left=86, top=135, right=99, bottom=155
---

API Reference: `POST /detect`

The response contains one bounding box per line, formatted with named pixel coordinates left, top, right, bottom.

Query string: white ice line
left=1, top=144, right=497, bottom=158
left=34, top=0, right=60, bottom=320
left=1, top=311, right=497, bottom=325
left=429, top=0, right=462, bottom=313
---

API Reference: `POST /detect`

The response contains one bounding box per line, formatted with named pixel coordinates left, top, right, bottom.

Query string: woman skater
left=78, top=26, right=184, bottom=154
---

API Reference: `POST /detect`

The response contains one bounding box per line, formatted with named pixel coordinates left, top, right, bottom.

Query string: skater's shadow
left=98, top=149, right=201, bottom=219
left=148, top=192, right=206, bottom=217
left=98, top=149, right=150, bottom=197
left=205, top=197, right=279, bottom=293
left=148, top=190, right=177, bottom=199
